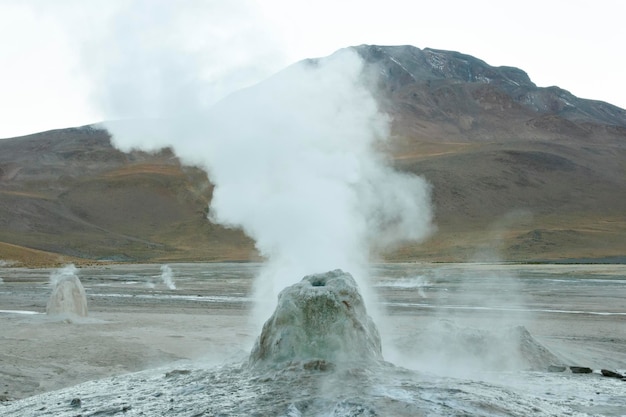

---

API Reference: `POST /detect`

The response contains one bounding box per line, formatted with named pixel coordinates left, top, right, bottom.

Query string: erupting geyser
left=46, top=265, right=88, bottom=317
left=249, top=270, right=382, bottom=368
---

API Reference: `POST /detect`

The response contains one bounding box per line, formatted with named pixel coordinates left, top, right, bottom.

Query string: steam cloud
left=82, top=2, right=433, bottom=319
left=106, top=50, right=433, bottom=316
left=160, top=265, right=176, bottom=290
left=49, top=263, right=79, bottom=287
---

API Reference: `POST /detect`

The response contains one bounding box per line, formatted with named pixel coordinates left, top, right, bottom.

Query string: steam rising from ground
left=48, top=264, right=79, bottom=288
left=106, top=49, right=433, bottom=319
left=160, top=265, right=176, bottom=290
left=46, top=264, right=88, bottom=317
left=382, top=263, right=540, bottom=380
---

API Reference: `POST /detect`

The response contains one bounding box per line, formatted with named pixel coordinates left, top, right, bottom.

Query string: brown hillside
left=352, top=45, right=626, bottom=262
left=0, top=128, right=256, bottom=266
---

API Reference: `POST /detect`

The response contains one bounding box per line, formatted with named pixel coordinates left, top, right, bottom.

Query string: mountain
left=0, top=127, right=253, bottom=266
left=346, top=46, right=626, bottom=261
left=350, top=45, right=626, bottom=262
left=1, top=45, right=625, bottom=266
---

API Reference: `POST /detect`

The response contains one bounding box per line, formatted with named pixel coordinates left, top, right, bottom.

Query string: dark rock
left=570, top=366, right=593, bottom=374
left=164, top=369, right=191, bottom=378
left=70, top=398, right=82, bottom=407
left=601, top=369, right=624, bottom=379
left=547, top=365, right=567, bottom=372
left=303, top=359, right=336, bottom=372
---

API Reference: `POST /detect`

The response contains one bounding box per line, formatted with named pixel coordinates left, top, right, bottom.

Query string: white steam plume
left=49, top=263, right=79, bottom=287
left=77, top=4, right=434, bottom=320
left=107, top=49, right=433, bottom=320
left=160, top=264, right=176, bottom=290
left=63, top=0, right=431, bottom=316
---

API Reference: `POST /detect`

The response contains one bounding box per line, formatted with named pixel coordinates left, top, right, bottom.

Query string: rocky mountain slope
left=1, top=45, right=625, bottom=265
left=354, top=45, right=626, bottom=262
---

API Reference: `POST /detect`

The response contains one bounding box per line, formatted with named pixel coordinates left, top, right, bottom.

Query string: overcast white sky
left=1, top=0, right=625, bottom=138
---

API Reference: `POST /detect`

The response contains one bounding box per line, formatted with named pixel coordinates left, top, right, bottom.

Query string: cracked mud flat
left=1, top=263, right=625, bottom=416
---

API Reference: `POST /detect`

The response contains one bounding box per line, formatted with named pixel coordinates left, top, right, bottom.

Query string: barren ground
left=1, top=263, right=625, bottom=403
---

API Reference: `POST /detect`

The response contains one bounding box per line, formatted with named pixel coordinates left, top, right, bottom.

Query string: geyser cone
left=46, top=273, right=88, bottom=317
left=249, top=270, right=382, bottom=368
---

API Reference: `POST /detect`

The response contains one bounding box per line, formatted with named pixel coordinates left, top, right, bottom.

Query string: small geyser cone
left=46, top=267, right=88, bottom=317
left=249, top=269, right=382, bottom=368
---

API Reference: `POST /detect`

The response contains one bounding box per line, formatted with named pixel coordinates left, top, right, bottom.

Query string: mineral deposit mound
left=249, top=269, right=382, bottom=368
left=46, top=273, right=88, bottom=317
